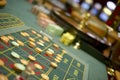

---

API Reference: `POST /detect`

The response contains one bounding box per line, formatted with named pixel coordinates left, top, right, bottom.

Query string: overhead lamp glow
left=107, top=1, right=116, bottom=10
left=85, top=0, right=93, bottom=4
left=94, top=3, right=102, bottom=10
left=81, top=2, right=90, bottom=10
left=99, top=12, right=109, bottom=22
left=103, top=7, right=112, bottom=16
left=74, top=0, right=80, bottom=3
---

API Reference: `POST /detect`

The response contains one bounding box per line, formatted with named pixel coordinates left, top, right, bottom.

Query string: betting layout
left=0, top=28, right=86, bottom=80
left=0, top=13, right=24, bottom=30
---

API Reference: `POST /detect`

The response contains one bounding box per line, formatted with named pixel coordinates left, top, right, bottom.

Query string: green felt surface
left=0, top=0, right=108, bottom=80
left=0, top=0, right=40, bottom=31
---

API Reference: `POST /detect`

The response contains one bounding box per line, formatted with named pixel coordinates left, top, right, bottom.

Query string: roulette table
left=0, top=0, right=108, bottom=80
left=0, top=27, right=88, bottom=80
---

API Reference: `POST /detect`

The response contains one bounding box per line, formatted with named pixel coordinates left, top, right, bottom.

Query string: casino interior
left=0, top=0, right=120, bottom=80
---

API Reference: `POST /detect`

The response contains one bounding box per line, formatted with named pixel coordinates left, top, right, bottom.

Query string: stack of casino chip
left=37, top=12, right=55, bottom=28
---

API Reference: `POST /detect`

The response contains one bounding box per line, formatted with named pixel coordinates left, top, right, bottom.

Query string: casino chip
left=31, top=30, right=37, bottom=34
left=0, top=59, right=4, bottom=66
left=56, top=54, right=63, bottom=59
left=0, top=36, right=9, bottom=44
left=41, top=74, right=49, bottom=80
left=29, top=41, right=36, bottom=48
left=20, top=59, right=29, bottom=65
left=36, top=34, right=41, bottom=37
left=0, top=74, right=8, bottom=80
left=17, top=40, right=24, bottom=46
left=35, top=47, right=42, bottom=53
left=14, top=63, right=25, bottom=73
left=54, top=58, right=60, bottom=63
left=53, top=44, right=59, bottom=49
left=50, top=62, right=58, bottom=68
left=34, top=64, right=42, bottom=70
left=29, top=37, right=35, bottom=42
left=28, top=55, right=36, bottom=61
left=11, top=51, right=20, bottom=59
left=7, top=36, right=14, bottom=40
left=11, top=41, right=19, bottom=47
